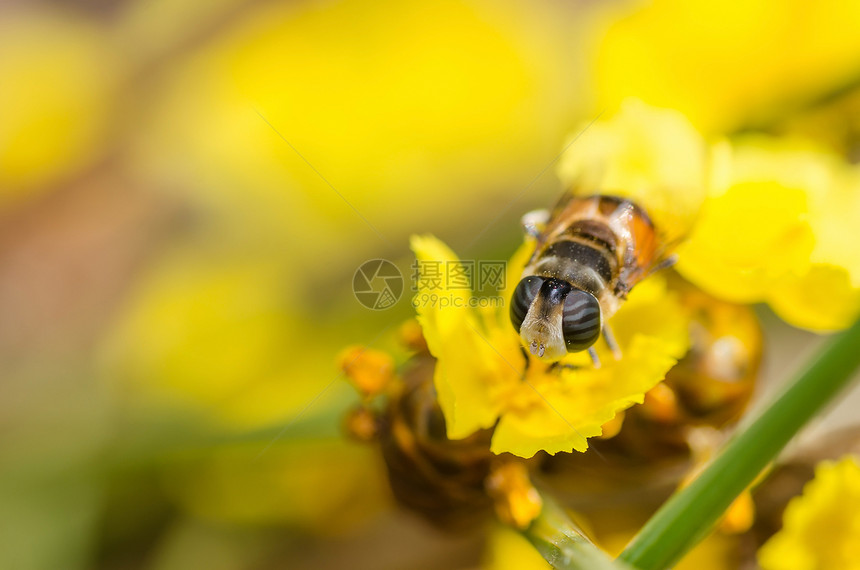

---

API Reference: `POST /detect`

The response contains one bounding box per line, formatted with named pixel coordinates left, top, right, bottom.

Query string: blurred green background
left=2, top=0, right=860, bottom=568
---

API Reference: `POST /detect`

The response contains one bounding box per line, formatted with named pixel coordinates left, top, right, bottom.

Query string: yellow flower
left=556, top=98, right=708, bottom=244
left=483, top=522, right=551, bottom=570
left=758, top=456, right=860, bottom=570
left=127, top=0, right=594, bottom=271
left=594, top=0, right=860, bottom=134
left=411, top=234, right=689, bottom=458
left=0, top=9, right=116, bottom=199
left=161, top=440, right=389, bottom=532
left=99, top=248, right=344, bottom=428
left=676, top=137, right=860, bottom=331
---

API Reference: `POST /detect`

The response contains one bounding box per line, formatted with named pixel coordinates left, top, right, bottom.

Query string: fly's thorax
left=527, top=195, right=661, bottom=312
left=531, top=242, right=613, bottom=296
left=525, top=236, right=618, bottom=315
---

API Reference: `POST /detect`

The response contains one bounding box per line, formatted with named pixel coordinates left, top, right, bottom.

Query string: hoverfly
left=510, top=192, right=676, bottom=365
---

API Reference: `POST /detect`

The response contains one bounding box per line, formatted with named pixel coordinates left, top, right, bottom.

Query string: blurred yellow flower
left=483, top=522, right=551, bottom=570
left=485, top=461, right=543, bottom=530
left=411, top=234, right=689, bottom=458
left=162, top=440, right=388, bottom=532
left=556, top=99, right=708, bottom=243
left=100, top=247, right=340, bottom=428
left=337, top=345, right=397, bottom=399
left=128, top=0, right=594, bottom=277
left=0, top=9, right=116, bottom=198
left=677, top=137, right=860, bottom=331
left=758, top=456, right=860, bottom=570
left=595, top=0, right=860, bottom=134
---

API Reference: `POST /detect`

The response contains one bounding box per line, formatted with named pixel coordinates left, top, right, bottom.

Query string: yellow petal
left=676, top=181, right=814, bottom=302
left=806, top=167, right=860, bottom=288
left=410, top=234, right=511, bottom=438
left=677, top=139, right=821, bottom=303
left=557, top=99, right=707, bottom=244
left=758, top=456, right=860, bottom=570
left=487, top=239, right=534, bottom=325
left=768, top=264, right=860, bottom=332
left=0, top=10, right=116, bottom=197
left=432, top=316, right=512, bottom=438
left=678, top=138, right=860, bottom=330
left=409, top=233, right=472, bottom=346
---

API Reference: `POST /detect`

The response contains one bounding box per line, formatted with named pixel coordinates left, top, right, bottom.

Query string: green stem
left=619, top=317, right=860, bottom=570
left=523, top=493, right=631, bottom=570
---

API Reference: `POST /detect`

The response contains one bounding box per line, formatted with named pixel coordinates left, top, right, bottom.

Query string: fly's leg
left=548, top=361, right=581, bottom=373
left=649, top=254, right=679, bottom=276
left=602, top=323, right=623, bottom=361
left=587, top=347, right=602, bottom=368
left=522, top=209, right=551, bottom=266
left=520, top=345, right=531, bottom=371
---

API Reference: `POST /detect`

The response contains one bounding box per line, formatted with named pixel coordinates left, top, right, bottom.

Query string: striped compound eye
left=510, top=276, right=545, bottom=333
left=562, top=290, right=601, bottom=352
